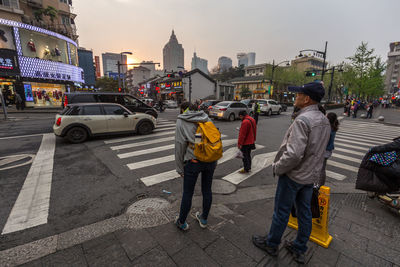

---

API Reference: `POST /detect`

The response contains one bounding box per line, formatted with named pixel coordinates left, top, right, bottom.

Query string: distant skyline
left=75, top=0, right=399, bottom=72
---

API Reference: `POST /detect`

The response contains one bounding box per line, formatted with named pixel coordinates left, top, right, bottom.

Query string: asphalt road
left=0, top=107, right=398, bottom=250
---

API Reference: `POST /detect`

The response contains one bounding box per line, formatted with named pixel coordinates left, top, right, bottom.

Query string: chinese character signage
left=0, top=48, right=19, bottom=76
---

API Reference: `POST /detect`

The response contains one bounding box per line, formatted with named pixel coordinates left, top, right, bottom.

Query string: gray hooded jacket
left=175, top=110, right=210, bottom=174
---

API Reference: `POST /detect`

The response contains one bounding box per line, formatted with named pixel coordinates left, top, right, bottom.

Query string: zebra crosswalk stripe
left=104, top=130, right=175, bottom=144
left=334, top=147, right=365, bottom=156
left=337, top=131, right=394, bottom=141
left=335, top=133, right=389, bottom=143
left=331, top=153, right=361, bottom=164
left=326, top=170, right=346, bottom=180
left=328, top=160, right=358, bottom=172
left=111, top=136, right=175, bottom=150
left=335, top=137, right=383, bottom=147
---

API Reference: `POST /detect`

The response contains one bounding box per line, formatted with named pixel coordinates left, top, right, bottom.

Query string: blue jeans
left=266, top=175, right=313, bottom=253
left=178, top=160, right=217, bottom=224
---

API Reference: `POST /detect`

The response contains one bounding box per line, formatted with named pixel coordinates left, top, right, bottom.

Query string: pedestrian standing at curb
left=366, top=102, right=373, bottom=119
left=238, top=110, right=257, bottom=174
left=174, top=102, right=220, bottom=231
left=252, top=82, right=330, bottom=264
left=15, top=92, right=23, bottom=110
left=318, top=112, right=339, bottom=186
left=253, top=101, right=260, bottom=124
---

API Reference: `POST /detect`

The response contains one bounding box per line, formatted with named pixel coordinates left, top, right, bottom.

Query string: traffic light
left=306, top=71, right=316, bottom=77
left=118, top=87, right=122, bottom=92
left=167, top=73, right=175, bottom=78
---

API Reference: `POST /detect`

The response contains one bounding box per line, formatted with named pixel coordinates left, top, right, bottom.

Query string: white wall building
left=182, top=69, right=216, bottom=101
left=218, top=56, right=232, bottom=72
left=126, top=66, right=151, bottom=88
left=191, top=52, right=209, bottom=74
left=163, top=30, right=184, bottom=72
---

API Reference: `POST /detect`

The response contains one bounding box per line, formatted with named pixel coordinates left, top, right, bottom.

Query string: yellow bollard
left=288, top=186, right=333, bottom=248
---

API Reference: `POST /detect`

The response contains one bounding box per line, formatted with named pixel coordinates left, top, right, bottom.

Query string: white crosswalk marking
left=103, top=119, right=398, bottom=187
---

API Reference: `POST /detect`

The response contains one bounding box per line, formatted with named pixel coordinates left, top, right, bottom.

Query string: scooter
left=367, top=192, right=400, bottom=214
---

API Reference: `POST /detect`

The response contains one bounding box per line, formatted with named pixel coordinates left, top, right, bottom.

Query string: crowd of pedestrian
left=173, top=81, right=339, bottom=264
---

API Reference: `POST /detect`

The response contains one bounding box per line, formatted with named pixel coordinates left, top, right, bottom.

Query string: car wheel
left=267, top=109, right=272, bottom=116
left=138, top=121, right=154, bottom=135
left=229, top=113, right=235, bottom=121
left=278, top=108, right=282, bottom=115
left=66, top=127, right=88, bottom=143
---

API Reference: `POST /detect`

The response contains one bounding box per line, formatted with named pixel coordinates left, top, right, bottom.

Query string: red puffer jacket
left=238, top=115, right=257, bottom=146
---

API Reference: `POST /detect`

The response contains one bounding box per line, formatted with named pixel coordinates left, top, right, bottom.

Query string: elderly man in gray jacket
left=252, top=82, right=331, bottom=264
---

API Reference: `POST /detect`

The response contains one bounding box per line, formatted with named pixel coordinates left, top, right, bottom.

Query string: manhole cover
left=126, top=198, right=170, bottom=215
left=213, top=179, right=236, bottom=194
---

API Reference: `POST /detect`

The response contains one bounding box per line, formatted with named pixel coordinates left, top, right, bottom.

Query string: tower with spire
left=163, top=30, right=184, bottom=72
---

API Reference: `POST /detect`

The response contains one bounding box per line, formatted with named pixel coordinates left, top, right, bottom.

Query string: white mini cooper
left=53, top=103, right=157, bottom=143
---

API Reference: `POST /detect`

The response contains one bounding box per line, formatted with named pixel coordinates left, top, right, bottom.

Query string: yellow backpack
left=193, top=121, right=223, bottom=162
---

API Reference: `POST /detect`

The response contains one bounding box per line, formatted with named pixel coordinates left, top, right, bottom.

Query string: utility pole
left=188, top=75, right=192, bottom=103
left=328, top=66, right=335, bottom=102
left=117, top=61, right=121, bottom=91
left=321, top=41, right=328, bottom=82
left=0, top=91, right=8, bottom=120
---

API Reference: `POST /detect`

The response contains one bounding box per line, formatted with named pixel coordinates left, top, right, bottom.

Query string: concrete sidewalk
left=1, top=189, right=399, bottom=267
left=0, top=105, right=62, bottom=114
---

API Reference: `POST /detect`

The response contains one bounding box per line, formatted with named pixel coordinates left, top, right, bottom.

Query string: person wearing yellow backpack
left=175, top=102, right=222, bottom=231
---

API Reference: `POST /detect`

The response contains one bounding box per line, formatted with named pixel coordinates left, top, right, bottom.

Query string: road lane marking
left=127, top=155, right=175, bottom=170
left=326, top=170, right=346, bottom=180
left=222, top=152, right=277, bottom=185
left=2, top=133, right=56, bottom=235
left=334, top=143, right=368, bottom=151
left=0, top=154, right=35, bottom=171
left=104, top=130, right=175, bottom=144
left=331, top=153, right=361, bottom=163
left=327, top=160, right=358, bottom=172
left=335, top=137, right=383, bottom=147
left=334, top=147, right=365, bottom=156
left=156, top=123, right=176, bottom=128
left=140, top=144, right=265, bottom=186
left=111, top=136, right=175, bottom=150
left=337, top=131, right=393, bottom=141
left=0, top=133, right=50, bottom=140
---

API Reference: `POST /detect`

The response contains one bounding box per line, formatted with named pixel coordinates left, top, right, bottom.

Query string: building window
left=0, top=0, right=19, bottom=9
left=60, top=0, right=68, bottom=4
left=61, top=15, right=70, bottom=25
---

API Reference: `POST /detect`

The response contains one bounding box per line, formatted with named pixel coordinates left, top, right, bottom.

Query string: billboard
left=0, top=48, right=20, bottom=76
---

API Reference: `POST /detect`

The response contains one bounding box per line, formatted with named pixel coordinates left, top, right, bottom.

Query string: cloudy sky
left=75, top=0, right=398, bottom=71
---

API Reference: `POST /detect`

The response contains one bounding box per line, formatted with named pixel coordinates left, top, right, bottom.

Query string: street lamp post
left=118, top=51, right=132, bottom=92
left=298, top=41, right=328, bottom=81
left=269, top=60, right=290, bottom=99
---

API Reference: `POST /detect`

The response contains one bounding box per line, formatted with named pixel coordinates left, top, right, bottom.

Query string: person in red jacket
left=238, top=110, right=257, bottom=173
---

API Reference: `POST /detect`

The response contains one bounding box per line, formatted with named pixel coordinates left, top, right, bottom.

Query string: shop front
left=23, top=82, right=66, bottom=107
left=0, top=44, right=21, bottom=105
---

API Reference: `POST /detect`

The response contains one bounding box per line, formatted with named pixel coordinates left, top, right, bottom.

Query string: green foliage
left=95, top=77, right=118, bottom=92
left=344, top=42, right=386, bottom=98
left=34, top=9, right=44, bottom=22
left=44, top=6, right=58, bottom=23
left=239, top=87, right=252, bottom=98
left=210, top=65, right=245, bottom=82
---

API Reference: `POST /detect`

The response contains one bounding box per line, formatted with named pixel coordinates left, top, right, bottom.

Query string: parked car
left=63, top=92, right=158, bottom=118
left=208, top=101, right=252, bottom=121
left=260, top=100, right=282, bottom=116
left=278, top=102, right=288, bottom=112
left=199, top=100, right=221, bottom=114
left=54, top=103, right=157, bottom=143
left=164, top=100, right=178, bottom=108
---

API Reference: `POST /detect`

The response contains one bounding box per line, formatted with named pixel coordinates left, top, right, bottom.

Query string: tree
left=44, top=6, right=58, bottom=24
left=239, top=87, right=252, bottom=98
left=345, top=42, right=385, bottom=98
left=95, top=77, right=118, bottom=92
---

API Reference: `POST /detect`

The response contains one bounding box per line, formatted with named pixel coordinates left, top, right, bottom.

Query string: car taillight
left=219, top=108, right=227, bottom=111
left=56, top=117, right=61, bottom=126
left=64, top=95, right=68, bottom=107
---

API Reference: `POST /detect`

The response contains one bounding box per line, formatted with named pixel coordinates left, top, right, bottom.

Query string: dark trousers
left=178, top=160, right=217, bottom=224
left=253, top=113, right=259, bottom=124
left=266, top=175, right=313, bottom=253
left=241, top=145, right=252, bottom=171
left=366, top=111, right=373, bottom=119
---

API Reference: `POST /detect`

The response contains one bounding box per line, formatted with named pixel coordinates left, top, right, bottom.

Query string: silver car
left=209, top=101, right=252, bottom=121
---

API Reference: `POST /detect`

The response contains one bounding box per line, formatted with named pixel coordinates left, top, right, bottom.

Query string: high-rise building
left=218, top=56, right=232, bottom=72
left=384, top=42, right=400, bottom=94
left=94, top=56, right=101, bottom=78
left=191, top=52, right=208, bottom=74
left=78, top=48, right=96, bottom=86
left=237, top=52, right=256, bottom=67
left=163, top=30, right=184, bottom=72
left=102, top=52, right=127, bottom=77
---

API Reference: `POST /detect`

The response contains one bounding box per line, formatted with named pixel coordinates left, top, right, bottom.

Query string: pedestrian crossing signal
left=306, top=71, right=316, bottom=77
left=118, top=88, right=122, bottom=92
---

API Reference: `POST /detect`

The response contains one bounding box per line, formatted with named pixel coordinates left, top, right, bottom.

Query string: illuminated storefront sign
left=19, top=56, right=84, bottom=83
left=0, top=49, right=19, bottom=76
